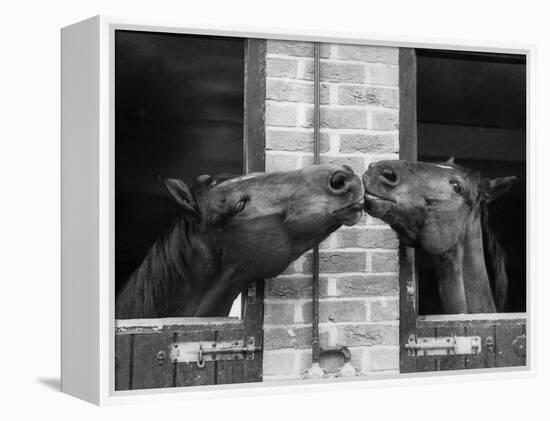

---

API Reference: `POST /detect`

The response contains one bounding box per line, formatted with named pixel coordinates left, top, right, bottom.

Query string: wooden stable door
left=398, top=245, right=526, bottom=372
left=403, top=315, right=526, bottom=372
left=398, top=49, right=527, bottom=373
left=114, top=36, right=267, bottom=390
left=399, top=247, right=527, bottom=373
left=115, top=281, right=264, bottom=390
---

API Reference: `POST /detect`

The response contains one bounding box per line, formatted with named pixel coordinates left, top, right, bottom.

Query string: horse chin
left=364, top=197, right=393, bottom=219
left=340, top=210, right=363, bottom=226
left=332, top=200, right=364, bottom=226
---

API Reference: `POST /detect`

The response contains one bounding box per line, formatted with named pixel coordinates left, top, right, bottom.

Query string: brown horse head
left=163, top=164, right=364, bottom=279
left=362, top=159, right=516, bottom=313
left=117, top=165, right=364, bottom=318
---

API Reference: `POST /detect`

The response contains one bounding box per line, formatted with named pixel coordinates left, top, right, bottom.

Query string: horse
left=116, top=164, right=364, bottom=318
left=362, top=158, right=516, bottom=314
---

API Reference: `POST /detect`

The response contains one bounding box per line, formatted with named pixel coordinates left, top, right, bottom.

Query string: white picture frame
left=61, top=15, right=534, bottom=405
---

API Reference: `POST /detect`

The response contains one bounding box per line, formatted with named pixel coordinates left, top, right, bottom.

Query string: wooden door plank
left=241, top=37, right=266, bottom=384
left=215, top=329, right=245, bottom=385
left=398, top=47, right=417, bottom=374
left=418, top=313, right=526, bottom=325
left=465, top=322, right=495, bottom=369
left=435, top=326, right=466, bottom=371
left=522, top=323, right=528, bottom=367
left=399, top=245, right=417, bottom=373
left=242, top=280, right=264, bottom=383
left=495, top=320, right=526, bottom=367
left=410, top=315, right=527, bottom=372
left=414, top=326, right=437, bottom=372
left=244, top=39, right=266, bottom=173
left=115, top=334, right=133, bottom=391
left=132, top=332, right=175, bottom=390
left=399, top=47, right=418, bottom=160
left=174, top=331, right=216, bottom=387
left=116, top=317, right=243, bottom=334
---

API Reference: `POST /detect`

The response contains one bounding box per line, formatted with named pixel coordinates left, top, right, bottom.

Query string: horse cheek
left=222, top=220, right=293, bottom=279
left=420, top=221, right=461, bottom=254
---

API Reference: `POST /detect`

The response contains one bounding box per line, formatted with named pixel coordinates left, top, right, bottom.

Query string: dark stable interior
left=416, top=49, right=527, bottom=314
left=115, top=31, right=245, bottom=294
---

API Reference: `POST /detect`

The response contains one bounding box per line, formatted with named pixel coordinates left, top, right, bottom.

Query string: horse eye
left=450, top=181, right=463, bottom=194
left=233, top=198, right=249, bottom=214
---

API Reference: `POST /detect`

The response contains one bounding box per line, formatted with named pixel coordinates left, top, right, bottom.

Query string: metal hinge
left=406, top=334, right=482, bottom=357
left=169, top=337, right=260, bottom=368
left=247, top=282, right=257, bottom=304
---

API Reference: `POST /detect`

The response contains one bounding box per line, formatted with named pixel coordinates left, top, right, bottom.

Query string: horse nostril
left=329, top=171, right=348, bottom=192
left=381, top=168, right=398, bottom=185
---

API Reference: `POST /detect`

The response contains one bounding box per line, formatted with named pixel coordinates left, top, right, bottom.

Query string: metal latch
left=170, top=337, right=259, bottom=368
left=248, top=282, right=257, bottom=304
left=406, top=334, right=481, bottom=357
left=512, top=335, right=526, bottom=356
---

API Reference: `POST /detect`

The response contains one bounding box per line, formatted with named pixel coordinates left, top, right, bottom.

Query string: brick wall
left=262, top=40, right=400, bottom=381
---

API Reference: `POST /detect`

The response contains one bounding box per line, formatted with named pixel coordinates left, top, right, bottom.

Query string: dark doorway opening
left=416, top=49, right=526, bottom=314
left=115, top=30, right=245, bottom=294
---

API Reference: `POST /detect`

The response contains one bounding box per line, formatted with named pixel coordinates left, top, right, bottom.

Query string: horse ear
left=161, top=177, right=197, bottom=215
left=446, top=157, right=455, bottom=164
left=482, top=176, right=517, bottom=203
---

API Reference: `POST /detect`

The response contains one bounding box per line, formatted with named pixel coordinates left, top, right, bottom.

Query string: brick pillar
left=262, top=40, right=400, bottom=380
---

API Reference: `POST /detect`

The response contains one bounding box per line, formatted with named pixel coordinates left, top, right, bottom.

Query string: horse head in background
left=116, top=164, right=364, bottom=318
left=362, top=158, right=516, bottom=314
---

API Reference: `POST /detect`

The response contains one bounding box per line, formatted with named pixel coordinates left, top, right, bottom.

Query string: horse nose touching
left=366, top=162, right=400, bottom=188
left=328, top=165, right=361, bottom=195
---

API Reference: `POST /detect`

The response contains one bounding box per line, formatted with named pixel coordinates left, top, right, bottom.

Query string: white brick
left=265, top=152, right=303, bottom=172
left=266, top=57, right=299, bottom=78
left=266, top=102, right=298, bottom=126
left=367, top=64, right=399, bottom=86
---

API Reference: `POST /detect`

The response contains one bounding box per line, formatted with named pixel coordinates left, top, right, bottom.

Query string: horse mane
left=480, top=202, right=509, bottom=312
left=116, top=212, right=194, bottom=318
left=116, top=175, right=243, bottom=318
